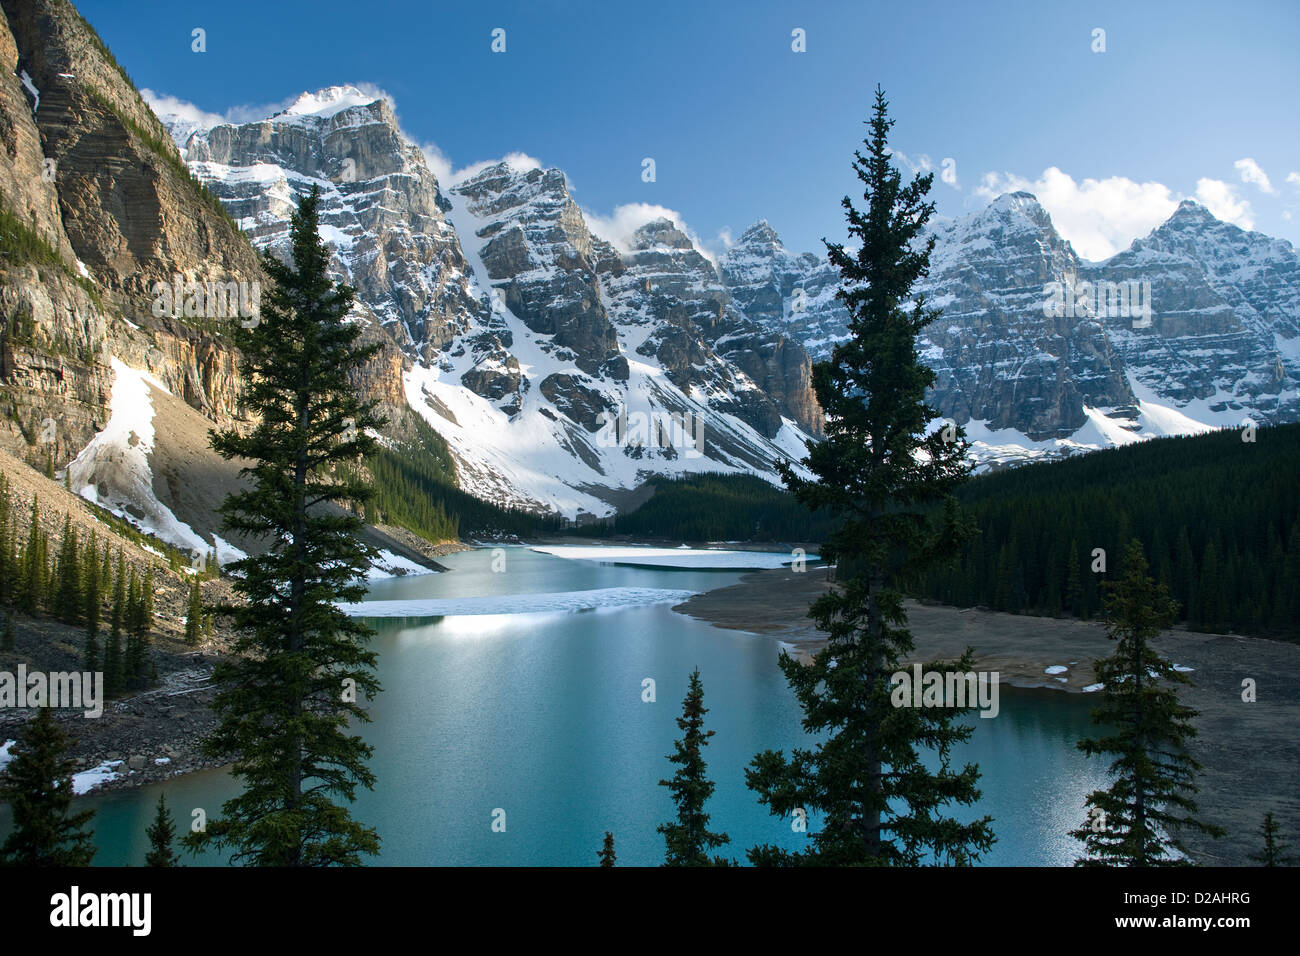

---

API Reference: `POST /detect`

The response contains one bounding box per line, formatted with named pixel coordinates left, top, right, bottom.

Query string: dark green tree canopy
left=658, top=668, right=731, bottom=866
left=0, top=707, right=96, bottom=867
left=748, top=87, right=991, bottom=867
left=191, top=185, right=385, bottom=867
left=1071, top=540, right=1224, bottom=866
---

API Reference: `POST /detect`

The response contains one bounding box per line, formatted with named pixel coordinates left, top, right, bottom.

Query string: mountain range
left=2, top=0, right=1298, bottom=559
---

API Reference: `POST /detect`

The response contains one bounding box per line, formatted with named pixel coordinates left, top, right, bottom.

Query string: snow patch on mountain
left=66, top=359, right=211, bottom=556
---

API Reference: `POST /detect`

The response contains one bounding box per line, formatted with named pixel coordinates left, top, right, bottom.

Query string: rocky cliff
left=0, top=0, right=418, bottom=555
left=723, top=192, right=1300, bottom=459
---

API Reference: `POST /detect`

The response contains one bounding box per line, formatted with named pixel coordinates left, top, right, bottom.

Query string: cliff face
left=0, top=0, right=411, bottom=480
left=185, top=89, right=485, bottom=360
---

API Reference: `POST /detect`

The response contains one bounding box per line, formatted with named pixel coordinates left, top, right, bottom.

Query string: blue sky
left=79, top=0, right=1300, bottom=261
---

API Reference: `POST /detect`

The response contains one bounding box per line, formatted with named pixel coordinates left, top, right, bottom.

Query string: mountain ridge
left=4, top=1, right=1299, bottom=561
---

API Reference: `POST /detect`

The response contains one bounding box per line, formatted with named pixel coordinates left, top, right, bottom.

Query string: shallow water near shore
left=3, top=545, right=1109, bottom=866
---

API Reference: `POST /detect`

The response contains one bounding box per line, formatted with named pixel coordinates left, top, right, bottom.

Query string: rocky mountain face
left=723, top=192, right=1300, bottom=455
left=160, top=90, right=825, bottom=517
left=183, top=88, right=484, bottom=361
left=7, top=0, right=1299, bottom=542
left=0, top=0, right=417, bottom=558
left=1, top=0, right=257, bottom=467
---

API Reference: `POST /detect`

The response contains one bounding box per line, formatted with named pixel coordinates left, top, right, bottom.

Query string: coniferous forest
left=917, top=424, right=1300, bottom=638
left=599, top=424, right=1300, bottom=641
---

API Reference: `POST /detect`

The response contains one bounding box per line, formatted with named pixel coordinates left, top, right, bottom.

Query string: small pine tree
left=1249, top=811, right=1292, bottom=866
left=184, top=575, right=203, bottom=645
left=1065, top=539, right=1084, bottom=619
left=1071, top=540, right=1225, bottom=866
left=19, top=497, right=43, bottom=615
left=55, top=516, right=83, bottom=625
left=0, top=474, right=10, bottom=609
left=140, top=568, right=155, bottom=634
left=124, top=568, right=147, bottom=687
left=105, top=551, right=126, bottom=696
left=83, top=533, right=101, bottom=671
left=0, top=707, right=97, bottom=866
left=144, top=793, right=181, bottom=867
left=98, top=543, right=111, bottom=597
left=598, top=831, right=616, bottom=867
left=657, top=668, right=731, bottom=866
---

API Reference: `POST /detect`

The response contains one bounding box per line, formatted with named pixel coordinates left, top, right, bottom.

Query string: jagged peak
left=984, top=190, right=1047, bottom=216
left=629, top=217, right=695, bottom=251
left=735, top=219, right=783, bottom=247
left=1163, top=199, right=1220, bottom=227
left=450, top=156, right=554, bottom=193
left=954, top=191, right=1060, bottom=245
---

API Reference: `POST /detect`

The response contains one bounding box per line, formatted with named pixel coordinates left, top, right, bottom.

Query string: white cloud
left=1288, top=171, right=1300, bottom=187
left=892, top=150, right=932, bottom=175
left=141, top=88, right=304, bottom=130
left=974, top=167, right=1179, bottom=261
left=713, top=226, right=734, bottom=250
left=1195, top=178, right=1255, bottom=230
left=420, top=143, right=454, bottom=184
left=585, top=203, right=689, bottom=251
left=584, top=203, right=720, bottom=265
left=140, top=90, right=225, bottom=129
left=1234, top=158, right=1275, bottom=194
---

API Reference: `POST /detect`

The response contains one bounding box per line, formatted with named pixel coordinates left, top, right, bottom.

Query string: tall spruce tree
left=0, top=707, right=97, bottom=866
left=145, top=793, right=181, bottom=867
left=1065, top=539, right=1084, bottom=619
left=746, top=88, right=992, bottom=867
left=1071, top=539, right=1224, bottom=865
left=657, top=668, right=731, bottom=866
left=189, top=185, right=385, bottom=866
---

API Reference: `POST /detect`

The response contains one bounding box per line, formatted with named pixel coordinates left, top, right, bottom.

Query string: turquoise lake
left=2, top=545, right=1109, bottom=866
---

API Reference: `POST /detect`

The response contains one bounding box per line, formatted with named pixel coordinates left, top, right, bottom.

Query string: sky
left=77, top=0, right=1300, bottom=262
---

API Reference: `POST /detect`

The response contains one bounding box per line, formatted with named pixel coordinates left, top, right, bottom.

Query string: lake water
left=2, top=545, right=1109, bottom=866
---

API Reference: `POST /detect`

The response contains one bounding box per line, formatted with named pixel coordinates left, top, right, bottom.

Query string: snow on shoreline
left=365, top=548, right=437, bottom=580
left=339, top=586, right=696, bottom=618
left=531, top=545, right=815, bottom=569
left=72, top=760, right=124, bottom=795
